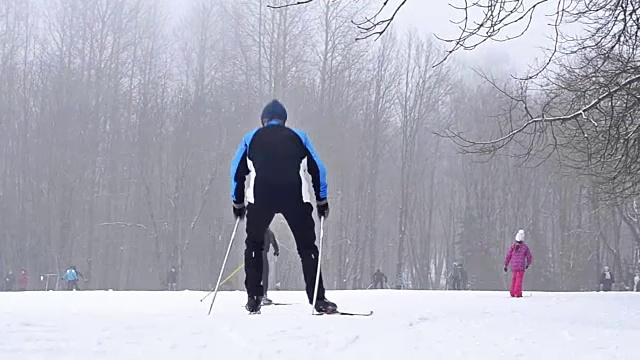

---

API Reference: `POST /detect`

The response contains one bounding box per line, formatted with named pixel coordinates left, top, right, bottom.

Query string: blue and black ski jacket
left=230, top=121, right=327, bottom=206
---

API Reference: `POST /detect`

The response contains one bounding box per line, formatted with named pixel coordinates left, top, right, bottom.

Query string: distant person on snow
left=63, top=266, right=84, bottom=290
left=18, top=269, right=28, bottom=291
left=599, top=266, right=615, bottom=292
left=231, top=99, right=335, bottom=314
left=372, top=269, right=387, bottom=289
left=504, top=230, right=533, bottom=298
left=262, top=228, right=280, bottom=305
left=166, top=266, right=178, bottom=291
left=4, top=271, right=16, bottom=291
left=449, top=263, right=468, bottom=290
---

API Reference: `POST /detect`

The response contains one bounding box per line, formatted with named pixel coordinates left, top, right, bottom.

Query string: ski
left=265, top=302, right=295, bottom=306
left=314, top=310, right=373, bottom=317
left=248, top=310, right=261, bottom=315
left=240, top=302, right=293, bottom=308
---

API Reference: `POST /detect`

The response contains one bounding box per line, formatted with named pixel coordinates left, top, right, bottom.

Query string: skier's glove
left=233, top=202, right=246, bottom=220
left=317, top=199, right=330, bottom=219
left=503, top=267, right=508, bottom=273
left=273, top=249, right=280, bottom=257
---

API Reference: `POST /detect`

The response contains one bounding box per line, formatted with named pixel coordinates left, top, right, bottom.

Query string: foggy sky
left=162, top=0, right=556, bottom=73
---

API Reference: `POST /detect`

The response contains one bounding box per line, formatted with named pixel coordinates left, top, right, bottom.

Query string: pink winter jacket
left=504, top=242, right=533, bottom=271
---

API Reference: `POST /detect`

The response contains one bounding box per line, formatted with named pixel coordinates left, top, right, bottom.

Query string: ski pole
left=219, top=263, right=244, bottom=287
left=311, top=216, right=325, bottom=315
left=207, top=217, right=241, bottom=315
left=199, top=262, right=245, bottom=302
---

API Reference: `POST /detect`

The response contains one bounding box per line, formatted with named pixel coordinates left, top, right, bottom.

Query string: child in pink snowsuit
left=504, top=230, right=533, bottom=297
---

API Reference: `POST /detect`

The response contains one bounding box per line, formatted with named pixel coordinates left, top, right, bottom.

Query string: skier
left=3, top=271, right=16, bottom=291
left=62, top=265, right=84, bottom=290
left=262, top=227, right=280, bottom=305
left=448, top=263, right=467, bottom=290
left=599, top=266, right=615, bottom=292
left=18, top=269, right=28, bottom=291
left=449, top=263, right=462, bottom=290
left=371, top=269, right=387, bottom=289
left=166, top=266, right=178, bottom=291
left=504, top=230, right=533, bottom=298
left=230, top=99, right=335, bottom=314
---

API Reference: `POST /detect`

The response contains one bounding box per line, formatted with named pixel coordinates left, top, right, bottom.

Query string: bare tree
left=394, top=33, right=451, bottom=287
left=1, top=0, right=637, bottom=294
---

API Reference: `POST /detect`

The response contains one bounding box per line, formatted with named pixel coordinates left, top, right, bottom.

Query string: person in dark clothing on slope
left=449, top=263, right=464, bottom=290
left=449, top=263, right=468, bottom=290
left=600, top=266, right=615, bottom=292
left=231, top=99, right=336, bottom=314
left=166, top=266, right=178, bottom=291
left=262, top=228, right=280, bottom=305
left=372, top=269, right=387, bottom=289
left=4, top=271, right=16, bottom=291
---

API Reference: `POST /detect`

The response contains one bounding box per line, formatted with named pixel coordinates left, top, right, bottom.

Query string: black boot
left=314, top=298, right=338, bottom=314
left=246, top=295, right=262, bottom=314
left=262, top=296, right=273, bottom=306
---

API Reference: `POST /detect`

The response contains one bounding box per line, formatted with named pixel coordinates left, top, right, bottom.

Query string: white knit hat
left=515, top=229, right=525, bottom=242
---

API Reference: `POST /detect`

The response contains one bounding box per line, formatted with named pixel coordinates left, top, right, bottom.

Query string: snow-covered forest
left=1, top=0, right=639, bottom=292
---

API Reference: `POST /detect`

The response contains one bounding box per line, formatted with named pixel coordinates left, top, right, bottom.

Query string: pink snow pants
left=510, top=270, right=525, bottom=297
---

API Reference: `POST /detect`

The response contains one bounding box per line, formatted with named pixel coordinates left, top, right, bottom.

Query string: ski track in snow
left=1, top=290, right=638, bottom=359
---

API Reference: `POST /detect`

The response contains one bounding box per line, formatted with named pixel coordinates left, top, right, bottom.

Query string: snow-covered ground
left=1, top=290, right=638, bottom=359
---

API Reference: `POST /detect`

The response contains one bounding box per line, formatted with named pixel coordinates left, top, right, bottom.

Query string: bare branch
left=268, top=0, right=409, bottom=40
left=96, top=222, right=149, bottom=231
left=353, top=0, right=409, bottom=41
left=267, top=0, right=315, bottom=9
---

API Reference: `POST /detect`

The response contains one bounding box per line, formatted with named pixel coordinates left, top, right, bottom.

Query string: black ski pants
left=451, top=278, right=462, bottom=290
left=373, top=279, right=384, bottom=289
left=244, top=201, right=325, bottom=303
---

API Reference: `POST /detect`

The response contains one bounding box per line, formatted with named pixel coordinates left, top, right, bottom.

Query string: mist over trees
left=1, top=0, right=638, bottom=292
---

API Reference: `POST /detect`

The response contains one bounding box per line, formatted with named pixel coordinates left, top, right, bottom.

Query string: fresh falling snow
left=1, top=290, right=638, bottom=359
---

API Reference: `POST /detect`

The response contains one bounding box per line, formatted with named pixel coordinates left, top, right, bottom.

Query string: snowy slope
left=1, top=290, right=638, bottom=360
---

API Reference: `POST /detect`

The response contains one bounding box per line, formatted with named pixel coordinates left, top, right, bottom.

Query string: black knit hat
left=261, top=99, right=287, bottom=125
